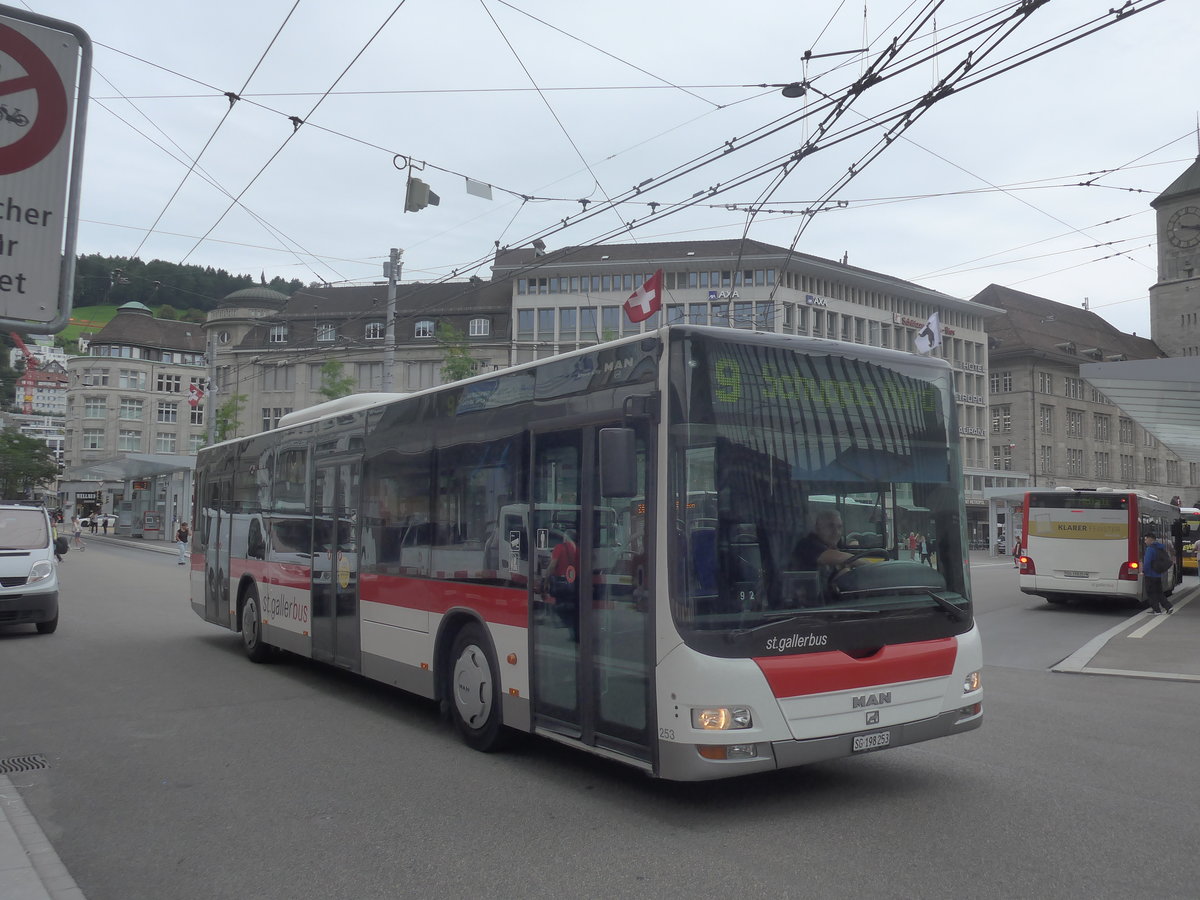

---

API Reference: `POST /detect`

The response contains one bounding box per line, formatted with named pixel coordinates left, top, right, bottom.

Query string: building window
left=82, top=428, right=104, bottom=451
left=1119, top=417, right=1134, bottom=444
left=1038, top=371, right=1054, bottom=394
left=1040, top=445, right=1053, bottom=475
left=316, top=323, right=336, bottom=342
left=1094, top=452, right=1110, bottom=480
left=262, top=365, right=295, bottom=392
left=1093, top=414, right=1111, bottom=442
left=118, top=369, right=146, bottom=390
left=364, top=321, right=384, bottom=340
left=190, top=407, right=204, bottom=426
left=1166, top=459, right=1179, bottom=485
left=156, top=401, right=178, bottom=423
left=1120, top=454, right=1135, bottom=482
left=261, top=407, right=292, bottom=431
left=81, top=368, right=110, bottom=387
left=118, top=429, right=141, bottom=452
left=1066, top=409, right=1084, bottom=438
left=268, top=324, right=288, bottom=343
left=188, top=434, right=205, bottom=453
left=356, top=362, right=383, bottom=391
left=469, top=318, right=489, bottom=337
left=517, top=310, right=534, bottom=341
left=84, top=397, right=106, bottom=418
left=119, top=398, right=144, bottom=420
left=1144, top=457, right=1158, bottom=483
left=991, top=445, right=1013, bottom=471
left=414, top=320, right=435, bottom=339
left=1143, top=431, right=1157, bottom=449
left=537, top=308, right=555, bottom=339
left=1063, top=377, right=1085, bottom=400
left=157, top=373, right=182, bottom=393
left=1066, top=448, right=1084, bottom=476
left=155, top=433, right=177, bottom=453
left=989, top=370, right=1013, bottom=393
left=1039, top=405, right=1054, bottom=435
left=990, top=404, right=1011, bottom=434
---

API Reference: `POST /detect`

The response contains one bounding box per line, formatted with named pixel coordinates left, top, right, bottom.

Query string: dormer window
left=268, top=325, right=288, bottom=343
left=469, top=318, right=490, bottom=337
left=414, top=320, right=435, bottom=339
left=365, top=321, right=384, bottom=340
left=316, top=323, right=336, bottom=342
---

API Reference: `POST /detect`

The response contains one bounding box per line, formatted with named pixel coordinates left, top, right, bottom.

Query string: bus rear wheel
left=448, top=622, right=507, bottom=752
left=240, top=586, right=272, bottom=663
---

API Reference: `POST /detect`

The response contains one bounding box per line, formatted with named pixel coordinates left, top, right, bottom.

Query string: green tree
left=438, top=322, right=479, bottom=383
left=318, top=359, right=355, bottom=400
left=214, top=394, right=246, bottom=442
left=0, top=428, right=59, bottom=500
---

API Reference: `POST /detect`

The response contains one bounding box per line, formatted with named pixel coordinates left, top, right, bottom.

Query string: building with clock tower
left=1149, top=156, right=1200, bottom=358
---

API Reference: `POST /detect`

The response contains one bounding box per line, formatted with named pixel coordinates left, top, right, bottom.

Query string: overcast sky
left=15, top=0, right=1197, bottom=336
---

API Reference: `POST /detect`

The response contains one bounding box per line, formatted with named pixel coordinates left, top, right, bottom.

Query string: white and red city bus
left=1018, top=488, right=1181, bottom=605
left=190, top=325, right=982, bottom=780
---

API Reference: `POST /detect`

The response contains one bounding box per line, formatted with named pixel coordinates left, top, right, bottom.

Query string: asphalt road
left=2, top=542, right=1198, bottom=900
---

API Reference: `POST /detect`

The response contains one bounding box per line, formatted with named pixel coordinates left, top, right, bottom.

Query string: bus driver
left=791, top=511, right=873, bottom=571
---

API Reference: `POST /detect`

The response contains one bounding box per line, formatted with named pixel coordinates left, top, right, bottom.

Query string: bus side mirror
left=599, top=427, right=638, bottom=498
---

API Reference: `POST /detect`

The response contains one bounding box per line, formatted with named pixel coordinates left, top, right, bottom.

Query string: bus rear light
left=698, top=743, right=758, bottom=761
left=1018, top=555, right=1034, bottom=575
left=1118, top=561, right=1140, bottom=581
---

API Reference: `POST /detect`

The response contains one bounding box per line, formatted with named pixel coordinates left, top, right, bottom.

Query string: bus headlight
left=963, top=671, right=981, bottom=694
left=692, top=706, right=752, bottom=730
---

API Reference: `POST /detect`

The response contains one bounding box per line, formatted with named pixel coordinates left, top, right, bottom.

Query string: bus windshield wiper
left=727, top=608, right=884, bottom=639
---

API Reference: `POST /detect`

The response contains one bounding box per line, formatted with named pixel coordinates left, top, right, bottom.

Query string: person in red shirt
left=544, top=530, right=580, bottom=640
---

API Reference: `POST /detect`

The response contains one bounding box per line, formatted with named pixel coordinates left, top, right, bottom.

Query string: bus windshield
left=671, top=331, right=971, bottom=651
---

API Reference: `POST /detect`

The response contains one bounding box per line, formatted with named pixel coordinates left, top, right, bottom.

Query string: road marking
left=1129, top=592, right=1193, bottom=639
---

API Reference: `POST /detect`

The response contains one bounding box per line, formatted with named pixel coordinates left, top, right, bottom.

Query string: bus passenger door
left=531, top=423, right=651, bottom=763
left=311, top=460, right=360, bottom=669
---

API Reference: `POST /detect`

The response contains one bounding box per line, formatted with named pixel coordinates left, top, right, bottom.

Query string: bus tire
left=448, top=622, right=507, bottom=752
left=240, top=585, right=272, bottom=664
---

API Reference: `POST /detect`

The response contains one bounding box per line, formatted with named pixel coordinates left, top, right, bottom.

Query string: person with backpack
left=1141, top=530, right=1174, bottom=615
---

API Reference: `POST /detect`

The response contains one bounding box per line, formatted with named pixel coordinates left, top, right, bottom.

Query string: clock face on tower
left=1166, top=205, right=1200, bottom=249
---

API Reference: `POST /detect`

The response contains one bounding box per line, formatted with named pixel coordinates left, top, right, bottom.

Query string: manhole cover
left=0, top=754, right=48, bottom=774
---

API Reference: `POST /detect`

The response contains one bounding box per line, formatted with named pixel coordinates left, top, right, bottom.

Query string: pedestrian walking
left=1141, top=530, right=1174, bottom=615
left=71, top=515, right=85, bottom=551
left=101, top=516, right=109, bottom=535
left=176, top=522, right=190, bottom=565
left=90, top=516, right=98, bottom=534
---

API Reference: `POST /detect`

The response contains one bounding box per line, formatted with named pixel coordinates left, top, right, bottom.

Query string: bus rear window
left=1028, top=495, right=1127, bottom=510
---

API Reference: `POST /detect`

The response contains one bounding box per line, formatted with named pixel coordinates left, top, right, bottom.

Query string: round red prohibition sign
left=0, top=22, right=69, bottom=176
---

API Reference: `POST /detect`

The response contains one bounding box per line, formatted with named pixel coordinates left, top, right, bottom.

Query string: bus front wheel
left=448, top=623, right=507, bottom=752
left=240, top=586, right=272, bottom=663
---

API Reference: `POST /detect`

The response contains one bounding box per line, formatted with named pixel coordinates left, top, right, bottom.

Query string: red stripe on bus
left=753, top=638, right=958, bottom=698
left=359, top=573, right=528, bottom=628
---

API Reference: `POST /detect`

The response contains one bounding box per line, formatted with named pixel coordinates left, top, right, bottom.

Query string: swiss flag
left=188, top=382, right=204, bottom=409
left=623, top=269, right=663, bottom=324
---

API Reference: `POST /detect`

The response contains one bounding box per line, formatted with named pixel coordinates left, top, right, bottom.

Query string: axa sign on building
left=0, top=6, right=90, bottom=330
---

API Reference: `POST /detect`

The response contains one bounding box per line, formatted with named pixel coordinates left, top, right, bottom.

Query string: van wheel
left=36, top=613, right=58, bottom=634
left=448, top=623, right=507, bottom=752
left=241, top=586, right=272, bottom=663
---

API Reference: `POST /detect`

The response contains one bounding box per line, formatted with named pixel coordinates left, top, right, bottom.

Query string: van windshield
left=0, top=509, right=50, bottom=550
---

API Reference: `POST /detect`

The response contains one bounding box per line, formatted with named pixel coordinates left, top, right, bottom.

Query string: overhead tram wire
left=491, top=0, right=721, bottom=109
left=88, top=97, right=343, bottom=286
left=478, top=0, right=632, bottom=236
left=130, top=0, right=302, bottom=262
left=178, top=1, right=412, bottom=269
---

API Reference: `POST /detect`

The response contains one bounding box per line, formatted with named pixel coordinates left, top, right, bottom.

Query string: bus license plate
left=852, top=730, right=891, bottom=753
left=1063, top=570, right=1089, bottom=578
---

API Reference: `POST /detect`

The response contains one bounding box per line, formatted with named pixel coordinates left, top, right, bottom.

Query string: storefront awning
left=1081, top=358, right=1200, bottom=465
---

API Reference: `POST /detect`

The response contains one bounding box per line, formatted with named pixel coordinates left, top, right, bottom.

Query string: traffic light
left=405, top=177, right=440, bottom=213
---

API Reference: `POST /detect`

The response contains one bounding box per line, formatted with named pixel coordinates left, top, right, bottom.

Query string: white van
left=0, top=504, right=61, bottom=634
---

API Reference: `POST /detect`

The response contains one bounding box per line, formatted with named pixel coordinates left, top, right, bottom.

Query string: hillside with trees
left=71, top=255, right=305, bottom=315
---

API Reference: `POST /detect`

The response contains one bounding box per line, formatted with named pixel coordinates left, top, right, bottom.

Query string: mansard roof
left=973, top=283, right=1164, bottom=364
left=90, top=308, right=205, bottom=353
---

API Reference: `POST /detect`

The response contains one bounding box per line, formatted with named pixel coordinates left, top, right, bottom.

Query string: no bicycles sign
left=0, top=5, right=89, bottom=330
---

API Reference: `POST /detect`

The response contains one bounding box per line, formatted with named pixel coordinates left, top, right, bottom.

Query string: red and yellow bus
left=1018, top=489, right=1181, bottom=605
left=190, top=325, right=981, bottom=780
